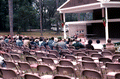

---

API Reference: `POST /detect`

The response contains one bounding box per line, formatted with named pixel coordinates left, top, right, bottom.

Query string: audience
left=0, top=34, right=119, bottom=79
left=86, top=39, right=94, bottom=50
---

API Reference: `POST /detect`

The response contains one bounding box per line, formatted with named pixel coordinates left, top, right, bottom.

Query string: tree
left=13, top=0, right=39, bottom=31
left=39, top=0, right=43, bottom=36
left=55, top=0, right=60, bottom=34
left=0, top=0, right=9, bottom=31
left=8, top=0, right=14, bottom=36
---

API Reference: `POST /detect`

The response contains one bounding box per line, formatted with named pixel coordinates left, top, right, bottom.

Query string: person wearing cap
left=72, top=38, right=84, bottom=50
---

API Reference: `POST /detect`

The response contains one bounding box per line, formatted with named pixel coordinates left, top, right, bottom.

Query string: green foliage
left=0, top=0, right=67, bottom=31
left=0, top=0, right=9, bottom=31
left=58, top=37, right=62, bottom=40
left=13, top=0, right=39, bottom=31
left=66, top=13, right=78, bottom=22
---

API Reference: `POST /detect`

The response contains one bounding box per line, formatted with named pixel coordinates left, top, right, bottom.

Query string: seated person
left=93, top=39, right=103, bottom=50
left=106, top=39, right=115, bottom=53
left=0, top=56, right=6, bottom=67
left=72, top=38, right=84, bottom=50
left=57, top=38, right=67, bottom=49
left=4, top=36, right=9, bottom=43
left=77, top=33, right=87, bottom=45
left=86, top=40, right=94, bottom=50
left=16, top=36, right=23, bottom=47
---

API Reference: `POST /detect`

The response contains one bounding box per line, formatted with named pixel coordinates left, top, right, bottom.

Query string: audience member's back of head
left=88, top=40, right=92, bottom=45
left=25, top=37, right=29, bottom=40
left=19, top=36, right=22, bottom=40
left=96, top=40, right=100, bottom=44
left=40, top=37, right=43, bottom=41
left=51, top=37, right=54, bottom=40
left=5, top=36, right=8, bottom=39
left=107, top=39, right=111, bottom=43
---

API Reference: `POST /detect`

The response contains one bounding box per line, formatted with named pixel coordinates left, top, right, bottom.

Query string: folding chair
left=41, top=57, right=55, bottom=65
left=49, top=50, right=59, bottom=57
left=2, top=53, right=12, bottom=61
left=53, top=75, right=71, bottom=79
left=102, top=51, right=113, bottom=59
left=35, top=52, right=46, bottom=59
left=115, top=73, right=120, bottom=79
left=11, top=54, right=22, bottom=63
left=47, top=53, right=57, bottom=59
left=56, top=66, right=77, bottom=78
left=0, top=68, right=19, bottom=79
left=37, top=65, right=54, bottom=79
left=82, top=61, right=100, bottom=71
left=105, top=62, right=120, bottom=79
left=59, top=60, right=74, bottom=67
left=24, top=73, right=40, bottom=79
left=65, top=55, right=76, bottom=61
left=91, top=53, right=103, bottom=58
left=81, top=69, right=102, bottom=79
left=18, top=62, right=34, bottom=74
left=25, top=56, right=38, bottom=68
left=4, top=60, right=19, bottom=73
left=82, top=56, right=94, bottom=62
left=87, top=50, right=98, bottom=56
left=112, top=54, right=120, bottom=62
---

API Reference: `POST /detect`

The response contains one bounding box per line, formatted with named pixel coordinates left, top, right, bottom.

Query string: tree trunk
left=56, top=0, right=60, bottom=34
left=39, top=0, right=43, bottom=36
left=8, top=0, right=14, bottom=37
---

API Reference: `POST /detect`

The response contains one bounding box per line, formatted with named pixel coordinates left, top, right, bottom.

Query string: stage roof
left=57, top=1, right=120, bottom=13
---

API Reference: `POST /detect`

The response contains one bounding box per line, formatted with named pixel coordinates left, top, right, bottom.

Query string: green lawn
left=0, top=31, right=64, bottom=38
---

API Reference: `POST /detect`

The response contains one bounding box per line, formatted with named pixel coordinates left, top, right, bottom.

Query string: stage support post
left=63, top=13, right=66, bottom=39
left=105, top=7, right=109, bottom=43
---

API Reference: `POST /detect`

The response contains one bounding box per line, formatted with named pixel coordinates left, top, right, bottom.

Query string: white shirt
left=93, top=44, right=103, bottom=50
left=39, top=41, right=43, bottom=46
left=0, top=56, right=4, bottom=64
left=23, top=40, right=30, bottom=46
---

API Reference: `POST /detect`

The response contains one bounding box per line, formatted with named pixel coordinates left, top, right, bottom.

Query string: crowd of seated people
left=0, top=35, right=116, bottom=53
left=0, top=34, right=118, bottom=79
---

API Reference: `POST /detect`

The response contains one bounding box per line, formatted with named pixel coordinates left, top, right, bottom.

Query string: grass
left=0, top=31, right=64, bottom=38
